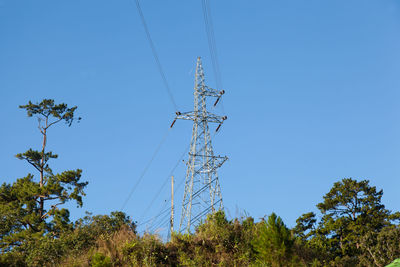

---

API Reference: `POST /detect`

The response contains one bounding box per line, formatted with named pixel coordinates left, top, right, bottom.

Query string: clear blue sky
left=1, top=0, right=399, bottom=235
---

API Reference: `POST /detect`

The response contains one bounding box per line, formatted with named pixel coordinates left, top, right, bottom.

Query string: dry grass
left=95, top=225, right=137, bottom=264
left=60, top=225, right=137, bottom=267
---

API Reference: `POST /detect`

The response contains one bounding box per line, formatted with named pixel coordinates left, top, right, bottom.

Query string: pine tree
left=252, top=212, right=295, bottom=266
left=0, top=99, right=87, bottom=253
left=295, top=178, right=400, bottom=264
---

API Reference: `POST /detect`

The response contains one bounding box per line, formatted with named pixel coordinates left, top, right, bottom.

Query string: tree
left=295, top=178, right=400, bottom=264
left=0, top=99, right=87, bottom=254
left=359, top=226, right=400, bottom=267
left=0, top=211, right=136, bottom=266
left=252, top=213, right=297, bottom=266
left=294, top=212, right=317, bottom=241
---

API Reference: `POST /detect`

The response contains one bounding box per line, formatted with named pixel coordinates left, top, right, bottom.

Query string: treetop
left=19, top=99, right=81, bottom=127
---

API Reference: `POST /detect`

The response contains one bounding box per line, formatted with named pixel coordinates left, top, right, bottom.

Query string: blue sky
left=1, top=0, right=399, bottom=235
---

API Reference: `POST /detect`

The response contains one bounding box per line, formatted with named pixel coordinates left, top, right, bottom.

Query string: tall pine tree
left=0, top=99, right=87, bottom=253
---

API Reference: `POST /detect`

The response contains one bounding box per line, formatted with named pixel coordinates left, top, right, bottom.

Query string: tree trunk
left=39, top=119, right=47, bottom=218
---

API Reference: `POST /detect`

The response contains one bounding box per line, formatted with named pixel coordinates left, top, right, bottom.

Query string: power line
left=137, top=206, right=170, bottom=227
left=121, top=128, right=171, bottom=211
left=133, top=0, right=178, bottom=111
left=201, top=0, right=226, bottom=115
left=137, top=126, right=223, bottom=236
left=138, top=173, right=186, bottom=230
left=201, top=0, right=222, bottom=91
left=127, top=0, right=227, bottom=235
left=122, top=0, right=179, bottom=217
left=149, top=212, right=171, bottom=233
left=138, top=141, right=191, bottom=222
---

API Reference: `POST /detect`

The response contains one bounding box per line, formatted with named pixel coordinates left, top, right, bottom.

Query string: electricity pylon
left=170, top=57, right=227, bottom=233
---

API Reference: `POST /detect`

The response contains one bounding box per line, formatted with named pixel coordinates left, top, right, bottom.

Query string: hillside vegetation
left=1, top=100, right=399, bottom=266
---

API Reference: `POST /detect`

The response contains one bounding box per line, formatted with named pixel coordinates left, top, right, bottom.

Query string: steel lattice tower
left=171, top=57, right=227, bottom=233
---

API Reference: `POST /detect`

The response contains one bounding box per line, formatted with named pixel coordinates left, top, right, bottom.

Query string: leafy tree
left=73, top=211, right=137, bottom=242
left=295, top=178, right=400, bottom=264
left=294, top=212, right=317, bottom=241
left=0, top=211, right=136, bottom=267
left=0, top=99, right=87, bottom=254
left=359, top=225, right=400, bottom=267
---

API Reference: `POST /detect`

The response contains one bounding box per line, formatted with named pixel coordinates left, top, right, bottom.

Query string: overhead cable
left=121, top=128, right=170, bottom=211
left=134, top=0, right=178, bottom=111
left=139, top=130, right=222, bottom=234
left=138, top=141, right=191, bottom=222
left=201, top=0, right=226, bottom=114
left=201, top=0, right=222, bottom=91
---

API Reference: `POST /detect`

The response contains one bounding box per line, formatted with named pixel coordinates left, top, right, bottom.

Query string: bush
left=91, top=252, right=112, bottom=267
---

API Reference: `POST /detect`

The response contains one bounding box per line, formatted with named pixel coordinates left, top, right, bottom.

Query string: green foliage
left=0, top=99, right=87, bottom=256
left=74, top=211, right=137, bottom=243
left=16, top=99, right=86, bottom=215
left=2, top=99, right=400, bottom=266
left=295, top=178, right=400, bottom=266
left=0, top=175, right=46, bottom=253
left=91, top=252, right=112, bottom=267
left=358, top=226, right=400, bottom=266
left=387, top=258, right=400, bottom=267
left=165, top=211, right=257, bottom=266
left=19, top=99, right=81, bottom=126
left=1, top=201, right=398, bottom=266
left=0, top=211, right=136, bottom=266
left=252, top=212, right=298, bottom=266
left=122, top=234, right=169, bottom=266
left=294, top=212, right=316, bottom=240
